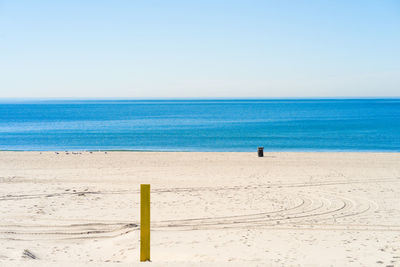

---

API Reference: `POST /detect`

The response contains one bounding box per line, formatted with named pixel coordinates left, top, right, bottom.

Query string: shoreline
left=1, top=149, right=400, bottom=153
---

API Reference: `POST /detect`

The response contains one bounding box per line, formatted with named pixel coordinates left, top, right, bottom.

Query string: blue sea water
left=0, top=99, right=399, bottom=152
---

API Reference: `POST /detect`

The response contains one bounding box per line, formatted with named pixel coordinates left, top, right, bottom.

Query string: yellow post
left=140, top=184, right=150, bottom=262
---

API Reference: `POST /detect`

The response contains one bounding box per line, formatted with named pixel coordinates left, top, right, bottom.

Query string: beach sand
left=0, top=152, right=399, bottom=266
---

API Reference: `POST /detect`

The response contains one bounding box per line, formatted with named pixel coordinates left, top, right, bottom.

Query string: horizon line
left=1, top=96, right=400, bottom=101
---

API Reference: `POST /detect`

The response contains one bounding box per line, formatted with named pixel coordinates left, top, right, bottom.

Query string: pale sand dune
left=0, top=152, right=399, bottom=266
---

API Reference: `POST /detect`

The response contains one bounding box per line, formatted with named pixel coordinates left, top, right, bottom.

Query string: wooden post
left=140, top=184, right=150, bottom=262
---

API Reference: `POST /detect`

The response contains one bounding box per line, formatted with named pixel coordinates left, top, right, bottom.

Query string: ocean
left=0, top=99, right=399, bottom=151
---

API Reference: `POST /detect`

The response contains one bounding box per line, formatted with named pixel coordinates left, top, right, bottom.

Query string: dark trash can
left=258, top=147, right=264, bottom=157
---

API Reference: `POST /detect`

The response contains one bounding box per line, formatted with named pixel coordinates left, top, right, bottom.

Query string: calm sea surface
left=0, top=99, right=399, bottom=151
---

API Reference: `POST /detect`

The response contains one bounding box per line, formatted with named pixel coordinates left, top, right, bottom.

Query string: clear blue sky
left=0, top=0, right=399, bottom=98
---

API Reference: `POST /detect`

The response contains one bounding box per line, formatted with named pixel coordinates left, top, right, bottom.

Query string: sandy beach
left=0, top=151, right=399, bottom=266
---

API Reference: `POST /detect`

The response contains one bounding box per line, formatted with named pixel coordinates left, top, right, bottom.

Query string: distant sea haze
left=0, top=99, right=399, bottom=152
